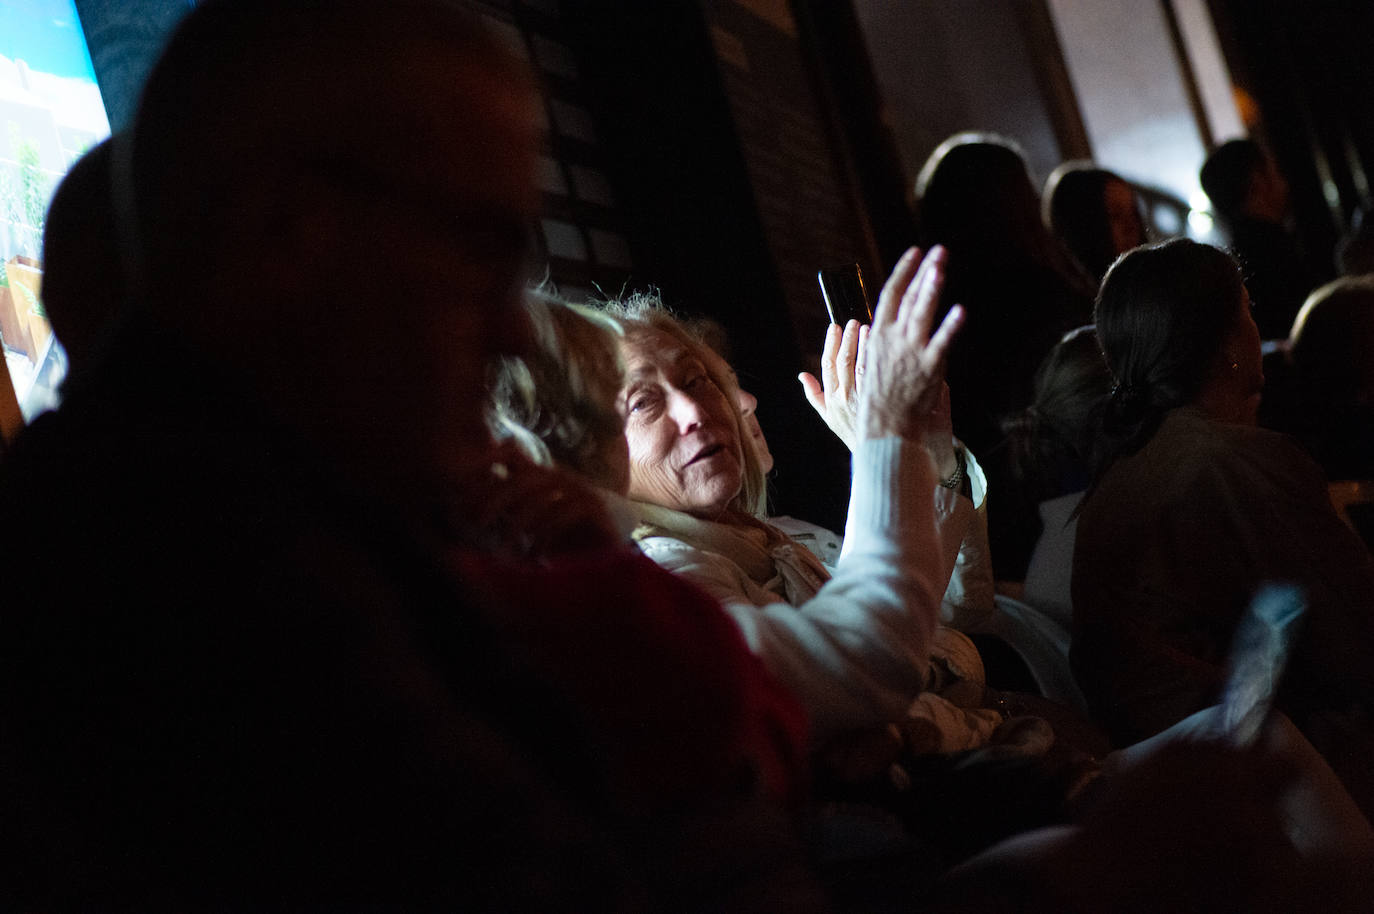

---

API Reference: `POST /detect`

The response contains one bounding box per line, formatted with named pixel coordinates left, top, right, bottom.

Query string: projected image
left=1, top=0, right=111, bottom=426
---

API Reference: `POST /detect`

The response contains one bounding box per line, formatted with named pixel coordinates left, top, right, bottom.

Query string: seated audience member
left=38, top=137, right=126, bottom=386
left=481, top=290, right=641, bottom=549
left=603, top=248, right=994, bottom=750
left=1071, top=239, right=1374, bottom=807
left=488, top=290, right=629, bottom=493
left=1201, top=138, right=1326, bottom=340
left=915, top=133, right=1096, bottom=455
left=989, top=325, right=1110, bottom=609
left=486, top=294, right=1374, bottom=900
left=1286, top=276, right=1374, bottom=486
left=683, top=304, right=995, bottom=629
left=0, top=2, right=818, bottom=908
left=1042, top=162, right=1148, bottom=284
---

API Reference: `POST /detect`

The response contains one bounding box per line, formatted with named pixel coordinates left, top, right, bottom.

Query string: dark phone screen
left=818, top=264, right=872, bottom=326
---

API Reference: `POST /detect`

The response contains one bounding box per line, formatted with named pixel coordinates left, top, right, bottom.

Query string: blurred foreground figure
left=39, top=136, right=126, bottom=386
left=0, top=2, right=815, bottom=909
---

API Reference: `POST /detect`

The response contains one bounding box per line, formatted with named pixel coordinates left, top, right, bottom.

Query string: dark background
left=72, top=0, right=1374, bottom=531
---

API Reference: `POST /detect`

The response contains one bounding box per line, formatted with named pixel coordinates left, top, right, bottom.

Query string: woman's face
left=696, top=344, right=776, bottom=475
left=1104, top=179, right=1146, bottom=255
left=619, top=329, right=744, bottom=517
left=735, top=385, right=775, bottom=475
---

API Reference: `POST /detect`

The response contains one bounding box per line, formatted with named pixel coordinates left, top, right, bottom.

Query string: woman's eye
left=627, top=392, right=659, bottom=414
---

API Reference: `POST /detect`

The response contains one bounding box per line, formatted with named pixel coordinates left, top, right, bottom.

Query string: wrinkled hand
left=858, top=246, right=964, bottom=443
left=799, top=319, right=867, bottom=452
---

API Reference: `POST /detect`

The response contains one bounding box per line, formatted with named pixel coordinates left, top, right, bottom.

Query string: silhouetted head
left=1094, top=239, right=1262, bottom=471
left=1290, top=277, right=1374, bottom=410
left=1200, top=138, right=1287, bottom=225
left=916, top=133, right=1046, bottom=263
left=1288, top=277, right=1374, bottom=477
left=1043, top=163, right=1147, bottom=282
left=121, top=0, right=541, bottom=492
left=41, top=137, right=125, bottom=380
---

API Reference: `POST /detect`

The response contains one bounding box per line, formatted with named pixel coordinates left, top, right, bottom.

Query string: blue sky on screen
left=0, top=0, right=97, bottom=81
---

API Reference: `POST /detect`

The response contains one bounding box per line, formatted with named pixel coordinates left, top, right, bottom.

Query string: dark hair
left=1001, top=325, right=1111, bottom=497
left=916, top=133, right=1095, bottom=289
left=1200, top=139, right=1267, bottom=222
left=917, top=134, right=1044, bottom=258
left=1043, top=163, right=1146, bottom=282
left=1091, top=239, right=1244, bottom=478
left=1288, top=277, right=1374, bottom=477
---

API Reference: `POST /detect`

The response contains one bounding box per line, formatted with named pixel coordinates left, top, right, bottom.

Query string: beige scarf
left=632, top=502, right=832, bottom=604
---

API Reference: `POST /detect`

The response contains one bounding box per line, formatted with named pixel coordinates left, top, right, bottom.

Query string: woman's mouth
left=687, top=443, right=726, bottom=466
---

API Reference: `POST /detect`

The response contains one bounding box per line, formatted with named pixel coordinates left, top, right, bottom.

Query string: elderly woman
left=1071, top=240, right=1374, bottom=805
left=605, top=248, right=996, bottom=749
left=687, top=308, right=994, bottom=624
left=473, top=287, right=810, bottom=804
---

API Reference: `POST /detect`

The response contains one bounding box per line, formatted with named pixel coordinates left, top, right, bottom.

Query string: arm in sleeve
left=648, top=437, right=942, bottom=746
left=939, top=445, right=996, bottom=629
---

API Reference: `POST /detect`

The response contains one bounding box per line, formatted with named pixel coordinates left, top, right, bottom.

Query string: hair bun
left=1110, top=381, right=1142, bottom=402
left=1108, top=379, right=1154, bottom=423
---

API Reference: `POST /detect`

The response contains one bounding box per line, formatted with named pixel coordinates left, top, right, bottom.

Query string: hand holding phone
left=818, top=264, right=872, bottom=326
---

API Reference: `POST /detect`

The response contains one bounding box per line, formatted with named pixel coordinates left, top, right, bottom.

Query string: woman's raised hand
left=858, top=246, right=964, bottom=443
left=798, top=318, right=867, bottom=452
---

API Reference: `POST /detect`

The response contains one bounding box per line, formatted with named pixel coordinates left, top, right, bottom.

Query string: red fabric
left=451, top=547, right=810, bottom=806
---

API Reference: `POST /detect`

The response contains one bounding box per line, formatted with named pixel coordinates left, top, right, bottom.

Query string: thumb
left=799, top=372, right=825, bottom=414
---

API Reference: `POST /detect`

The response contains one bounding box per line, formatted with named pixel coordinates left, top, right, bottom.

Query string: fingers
left=836, top=320, right=861, bottom=401
left=855, top=324, right=869, bottom=393
left=819, top=321, right=841, bottom=394
left=873, top=246, right=923, bottom=333
left=897, top=245, right=947, bottom=344
left=798, top=372, right=826, bottom=416
left=924, top=303, right=965, bottom=379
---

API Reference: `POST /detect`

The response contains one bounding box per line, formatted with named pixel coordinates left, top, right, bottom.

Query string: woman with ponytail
left=1070, top=240, right=1374, bottom=810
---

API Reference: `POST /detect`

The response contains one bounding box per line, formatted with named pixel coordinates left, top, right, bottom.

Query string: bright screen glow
left=1, top=0, right=111, bottom=427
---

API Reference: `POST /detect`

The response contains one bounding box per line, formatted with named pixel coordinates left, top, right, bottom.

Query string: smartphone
left=1218, top=583, right=1305, bottom=747
left=818, top=264, right=872, bottom=326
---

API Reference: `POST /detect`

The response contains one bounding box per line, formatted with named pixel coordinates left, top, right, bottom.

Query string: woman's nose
left=737, top=387, right=758, bottom=418
left=669, top=389, right=710, bottom=433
